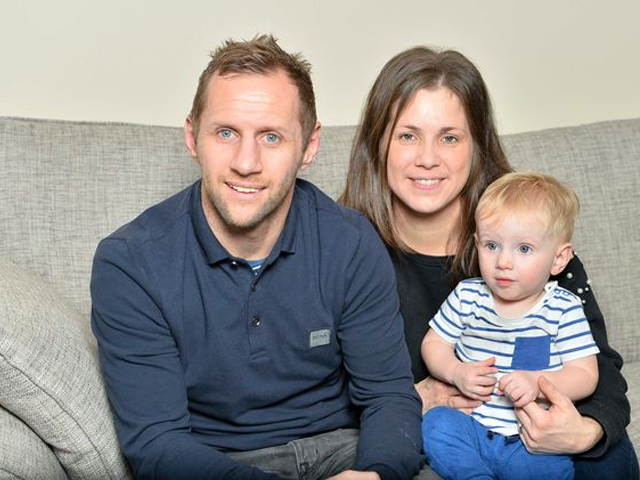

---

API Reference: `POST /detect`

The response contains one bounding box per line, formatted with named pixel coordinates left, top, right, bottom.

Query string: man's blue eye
left=265, top=133, right=278, bottom=143
left=219, top=129, right=232, bottom=139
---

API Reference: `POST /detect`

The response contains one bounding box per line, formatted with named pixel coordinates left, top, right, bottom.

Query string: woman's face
left=386, top=87, right=473, bottom=225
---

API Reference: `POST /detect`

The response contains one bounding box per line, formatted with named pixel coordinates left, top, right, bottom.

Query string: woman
left=340, top=46, right=638, bottom=478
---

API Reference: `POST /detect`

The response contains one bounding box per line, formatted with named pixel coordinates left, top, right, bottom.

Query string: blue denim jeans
left=227, top=427, right=442, bottom=479
left=423, top=406, right=573, bottom=480
left=574, top=431, right=639, bottom=480
left=227, top=428, right=359, bottom=480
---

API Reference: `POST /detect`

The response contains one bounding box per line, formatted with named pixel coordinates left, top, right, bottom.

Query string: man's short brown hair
left=189, top=34, right=317, bottom=145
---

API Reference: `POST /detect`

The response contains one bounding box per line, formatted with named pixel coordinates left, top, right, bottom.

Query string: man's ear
left=550, top=242, right=574, bottom=276
left=300, top=121, right=321, bottom=170
left=184, top=116, right=199, bottom=163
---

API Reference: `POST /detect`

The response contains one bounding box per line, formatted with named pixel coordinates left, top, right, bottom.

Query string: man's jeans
left=227, top=429, right=359, bottom=480
left=227, top=428, right=442, bottom=479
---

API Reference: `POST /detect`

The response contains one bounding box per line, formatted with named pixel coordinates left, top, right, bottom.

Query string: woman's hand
left=515, top=376, right=603, bottom=454
left=415, top=376, right=482, bottom=415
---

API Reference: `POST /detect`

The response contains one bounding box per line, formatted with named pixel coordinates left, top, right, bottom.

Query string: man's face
left=185, top=70, right=318, bottom=237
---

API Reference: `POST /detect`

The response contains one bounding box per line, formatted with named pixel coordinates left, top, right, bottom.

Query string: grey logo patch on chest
left=309, top=329, right=331, bottom=348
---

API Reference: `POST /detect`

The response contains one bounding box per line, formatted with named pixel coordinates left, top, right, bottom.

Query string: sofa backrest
left=1, top=116, right=638, bottom=362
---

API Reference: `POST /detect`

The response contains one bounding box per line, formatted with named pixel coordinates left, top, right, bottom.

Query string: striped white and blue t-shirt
left=429, top=278, right=599, bottom=436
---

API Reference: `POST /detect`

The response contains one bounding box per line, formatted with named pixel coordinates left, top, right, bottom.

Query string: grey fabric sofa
left=0, top=115, right=638, bottom=478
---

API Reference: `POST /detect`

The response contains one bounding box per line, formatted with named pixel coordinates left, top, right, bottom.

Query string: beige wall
left=1, top=0, right=638, bottom=134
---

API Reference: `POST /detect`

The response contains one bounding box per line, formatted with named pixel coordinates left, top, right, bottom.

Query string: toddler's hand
left=499, top=371, right=539, bottom=407
left=451, top=357, right=498, bottom=401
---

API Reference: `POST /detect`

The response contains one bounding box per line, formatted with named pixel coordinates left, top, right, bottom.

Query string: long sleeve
left=91, top=237, right=282, bottom=480
left=341, top=217, right=424, bottom=479
left=555, top=255, right=629, bottom=458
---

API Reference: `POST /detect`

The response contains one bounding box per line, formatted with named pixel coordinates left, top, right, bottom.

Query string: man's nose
left=231, top=138, right=262, bottom=176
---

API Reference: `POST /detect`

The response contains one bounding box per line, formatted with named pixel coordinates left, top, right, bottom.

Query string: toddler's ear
left=550, top=243, right=574, bottom=276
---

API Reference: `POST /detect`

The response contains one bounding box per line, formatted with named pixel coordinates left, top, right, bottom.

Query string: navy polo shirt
left=91, top=179, right=422, bottom=479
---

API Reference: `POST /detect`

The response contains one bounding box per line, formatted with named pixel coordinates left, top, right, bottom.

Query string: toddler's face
left=475, top=212, right=564, bottom=317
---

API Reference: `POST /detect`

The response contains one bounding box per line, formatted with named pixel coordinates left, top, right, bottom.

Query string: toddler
left=421, top=172, right=599, bottom=479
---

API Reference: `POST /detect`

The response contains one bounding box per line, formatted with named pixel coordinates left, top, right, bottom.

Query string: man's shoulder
left=101, top=182, right=196, bottom=250
left=294, top=179, right=375, bottom=235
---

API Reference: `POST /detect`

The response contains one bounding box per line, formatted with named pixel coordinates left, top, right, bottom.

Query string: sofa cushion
left=623, top=362, right=640, bottom=449
left=0, top=406, right=68, bottom=480
left=0, top=259, right=131, bottom=479
left=0, top=117, right=201, bottom=323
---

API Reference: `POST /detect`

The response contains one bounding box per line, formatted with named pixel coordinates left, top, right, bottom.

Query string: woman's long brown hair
left=339, top=46, right=512, bottom=281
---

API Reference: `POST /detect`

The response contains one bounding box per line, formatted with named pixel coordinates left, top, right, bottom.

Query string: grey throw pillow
left=0, top=259, right=131, bottom=479
left=0, top=406, right=68, bottom=479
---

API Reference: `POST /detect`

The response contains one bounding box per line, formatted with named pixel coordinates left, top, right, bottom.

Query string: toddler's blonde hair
left=476, top=171, right=580, bottom=242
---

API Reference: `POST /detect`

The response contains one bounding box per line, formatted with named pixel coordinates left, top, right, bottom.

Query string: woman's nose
left=414, top=143, right=440, bottom=169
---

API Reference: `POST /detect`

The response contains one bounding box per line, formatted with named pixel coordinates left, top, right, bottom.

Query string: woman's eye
left=442, top=135, right=458, bottom=144
left=518, top=245, right=532, bottom=254
left=399, top=132, right=415, bottom=142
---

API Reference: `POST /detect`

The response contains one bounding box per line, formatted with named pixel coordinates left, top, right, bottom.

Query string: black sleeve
left=554, top=255, right=630, bottom=458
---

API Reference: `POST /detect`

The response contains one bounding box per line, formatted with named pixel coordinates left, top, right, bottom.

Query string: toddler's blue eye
left=486, top=242, right=498, bottom=251
left=518, top=245, right=532, bottom=254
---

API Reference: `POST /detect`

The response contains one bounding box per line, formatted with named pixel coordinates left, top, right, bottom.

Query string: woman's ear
left=550, top=243, right=574, bottom=276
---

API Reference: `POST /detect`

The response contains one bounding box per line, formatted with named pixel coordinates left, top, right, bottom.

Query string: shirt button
left=251, top=315, right=261, bottom=327
left=230, top=261, right=238, bottom=269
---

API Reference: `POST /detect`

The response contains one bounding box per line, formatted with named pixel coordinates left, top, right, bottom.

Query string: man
left=91, top=35, right=422, bottom=480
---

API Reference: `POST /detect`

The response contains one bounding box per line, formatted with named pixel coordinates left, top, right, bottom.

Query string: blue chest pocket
left=511, top=336, right=551, bottom=370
